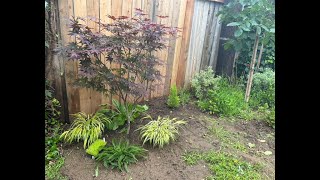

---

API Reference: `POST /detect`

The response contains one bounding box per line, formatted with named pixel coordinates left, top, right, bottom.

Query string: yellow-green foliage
left=138, top=115, right=187, bottom=148
left=86, top=139, right=107, bottom=157
left=167, top=85, right=180, bottom=108
left=60, top=112, right=110, bottom=149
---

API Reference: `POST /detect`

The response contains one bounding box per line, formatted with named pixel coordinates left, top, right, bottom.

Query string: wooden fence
left=55, top=0, right=224, bottom=115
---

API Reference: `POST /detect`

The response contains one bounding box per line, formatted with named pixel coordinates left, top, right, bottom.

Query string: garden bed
left=60, top=97, right=275, bottom=180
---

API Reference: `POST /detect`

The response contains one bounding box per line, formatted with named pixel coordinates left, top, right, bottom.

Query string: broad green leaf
left=263, top=151, right=272, bottom=155
left=227, top=22, right=241, bottom=27
left=248, top=143, right=255, bottom=148
left=257, top=27, right=261, bottom=35
left=234, top=29, right=243, bottom=37
left=245, top=21, right=251, bottom=28
left=270, top=28, right=275, bottom=33
left=241, top=26, right=251, bottom=32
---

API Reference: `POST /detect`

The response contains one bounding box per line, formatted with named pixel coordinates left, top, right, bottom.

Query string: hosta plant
left=138, top=115, right=187, bottom=148
left=60, top=112, right=110, bottom=149
left=86, top=139, right=107, bottom=157
left=97, top=99, right=148, bottom=131
left=96, top=139, right=147, bottom=172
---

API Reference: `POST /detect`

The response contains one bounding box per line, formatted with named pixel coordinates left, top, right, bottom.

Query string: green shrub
left=191, top=67, right=221, bottom=100
left=257, top=104, right=275, bottom=128
left=167, top=85, right=180, bottom=108
left=198, top=79, right=248, bottom=117
left=250, top=68, right=275, bottom=108
left=179, top=88, right=191, bottom=106
left=45, top=79, right=63, bottom=165
left=97, top=99, right=148, bottom=130
left=60, top=112, right=110, bottom=149
left=138, top=115, right=187, bottom=148
left=96, top=139, right=147, bottom=172
left=86, top=139, right=107, bottom=157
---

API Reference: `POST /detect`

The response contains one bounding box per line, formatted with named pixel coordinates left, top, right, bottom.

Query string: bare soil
left=60, top=97, right=275, bottom=180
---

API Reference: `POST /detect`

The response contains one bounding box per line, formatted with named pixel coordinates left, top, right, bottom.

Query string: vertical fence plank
left=171, top=0, right=187, bottom=87
left=176, top=0, right=195, bottom=88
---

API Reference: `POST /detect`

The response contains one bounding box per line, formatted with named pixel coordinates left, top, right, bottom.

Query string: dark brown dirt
left=60, top=97, right=275, bottom=180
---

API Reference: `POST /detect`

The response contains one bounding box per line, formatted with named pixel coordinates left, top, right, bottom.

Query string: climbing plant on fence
left=218, top=0, right=275, bottom=102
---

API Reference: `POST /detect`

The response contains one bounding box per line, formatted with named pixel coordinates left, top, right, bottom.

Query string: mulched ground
left=60, top=97, right=275, bottom=180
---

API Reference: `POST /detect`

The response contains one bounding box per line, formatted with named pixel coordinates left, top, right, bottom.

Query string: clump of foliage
left=198, top=78, right=248, bottom=117
left=182, top=151, right=262, bottom=180
left=96, top=139, right=147, bottom=172
left=45, top=156, right=68, bottom=180
left=45, top=79, right=63, bottom=164
left=60, top=112, right=110, bottom=149
left=191, top=67, right=221, bottom=100
left=250, top=68, right=275, bottom=108
left=257, top=104, right=275, bottom=128
left=86, top=139, right=107, bottom=157
left=57, top=9, right=179, bottom=134
left=138, top=115, right=187, bottom=148
left=97, top=99, right=148, bottom=131
left=181, top=151, right=203, bottom=165
left=179, top=88, right=191, bottom=106
left=45, top=79, right=67, bottom=179
left=167, top=85, right=180, bottom=108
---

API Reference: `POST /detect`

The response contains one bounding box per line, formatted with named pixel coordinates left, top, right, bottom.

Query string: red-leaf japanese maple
left=58, top=9, right=179, bottom=105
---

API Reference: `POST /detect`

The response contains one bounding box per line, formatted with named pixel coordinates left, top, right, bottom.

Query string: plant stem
left=245, top=32, right=260, bottom=102
left=256, top=43, right=264, bottom=69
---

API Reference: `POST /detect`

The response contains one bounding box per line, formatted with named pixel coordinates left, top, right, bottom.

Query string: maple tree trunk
left=245, top=33, right=260, bottom=103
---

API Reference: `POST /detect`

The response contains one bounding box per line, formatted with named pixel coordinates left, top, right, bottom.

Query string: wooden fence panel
left=184, top=0, right=223, bottom=86
left=57, top=0, right=223, bottom=115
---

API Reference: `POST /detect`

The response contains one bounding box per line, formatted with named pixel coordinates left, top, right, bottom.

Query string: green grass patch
left=45, top=156, right=68, bottom=180
left=182, top=151, right=261, bottom=180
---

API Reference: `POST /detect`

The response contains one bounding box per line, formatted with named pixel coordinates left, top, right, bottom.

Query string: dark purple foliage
left=58, top=9, right=179, bottom=104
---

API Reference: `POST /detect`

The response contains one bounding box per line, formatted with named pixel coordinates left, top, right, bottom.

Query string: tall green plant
left=167, top=85, right=180, bottom=108
left=60, top=112, right=110, bottom=149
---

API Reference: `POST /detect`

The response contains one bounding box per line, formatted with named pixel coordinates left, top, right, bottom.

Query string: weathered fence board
left=184, top=0, right=223, bottom=86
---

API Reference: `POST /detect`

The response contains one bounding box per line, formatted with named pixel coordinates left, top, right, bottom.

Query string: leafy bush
left=60, top=112, right=110, bottom=149
left=198, top=79, right=248, bottom=117
left=191, top=67, right=221, bottom=100
left=86, top=139, right=107, bottom=157
left=167, top=85, right=180, bottom=108
left=96, top=139, right=147, bottom=172
left=138, top=115, right=187, bottom=148
left=250, top=68, right=275, bottom=108
left=97, top=99, right=148, bottom=131
left=179, top=88, right=191, bottom=106
left=257, top=104, right=275, bottom=128
left=45, top=80, right=61, bottom=134
left=45, top=79, right=63, bottom=165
